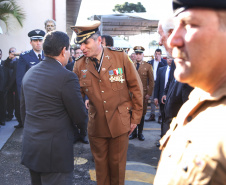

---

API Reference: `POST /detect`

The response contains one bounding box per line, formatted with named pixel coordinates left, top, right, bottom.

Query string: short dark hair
left=70, top=47, right=74, bottom=52
left=43, top=31, right=69, bottom=56
left=155, top=48, right=162, bottom=54
left=101, top=35, right=114, bottom=46
left=0, top=49, right=2, bottom=54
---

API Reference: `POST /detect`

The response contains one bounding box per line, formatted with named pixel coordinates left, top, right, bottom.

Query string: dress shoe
left=158, top=116, right=162, bottom=124
left=129, top=133, right=137, bottom=140
left=14, top=124, right=23, bottom=128
left=138, top=133, right=145, bottom=141
left=145, top=114, right=155, bottom=121
left=80, top=135, right=89, bottom=144
left=6, top=117, right=12, bottom=122
left=0, top=122, right=5, bottom=126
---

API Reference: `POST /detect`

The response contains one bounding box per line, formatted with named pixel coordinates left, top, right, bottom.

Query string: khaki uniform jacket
left=74, top=47, right=143, bottom=138
left=134, top=61, right=154, bottom=115
left=154, top=84, right=226, bottom=185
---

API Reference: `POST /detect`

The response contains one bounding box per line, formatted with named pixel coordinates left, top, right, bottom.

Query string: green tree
left=0, top=0, right=25, bottom=31
left=149, top=40, right=158, bottom=47
left=113, top=2, right=146, bottom=13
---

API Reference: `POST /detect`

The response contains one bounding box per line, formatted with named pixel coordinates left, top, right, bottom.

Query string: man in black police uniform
left=16, top=29, right=45, bottom=98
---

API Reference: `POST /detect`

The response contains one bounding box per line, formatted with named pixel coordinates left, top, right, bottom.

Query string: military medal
left=109, top=70, right=115, bottom=82
left=81, top=69, right=87, bottom=78
left=118, top=68, right=125, bottom=83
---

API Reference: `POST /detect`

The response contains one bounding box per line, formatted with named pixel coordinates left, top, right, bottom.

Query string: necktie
left=136, top=63, right=140, bottom=70
left=38, top=54, right=42, bottom=61
left=91, top=58, right=99, bottom=71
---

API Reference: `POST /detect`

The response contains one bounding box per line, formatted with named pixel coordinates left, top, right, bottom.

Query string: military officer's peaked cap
left=71, top=20, right=101, bottom=44
left=28, top=29, right=45, bottom=40
left=133, top=46, right=145, bottom=53
left=173, top=0, right=226, bottom=16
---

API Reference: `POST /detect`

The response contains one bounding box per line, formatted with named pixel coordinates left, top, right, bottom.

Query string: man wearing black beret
left=16, top=29, right=45, bottom=104
left=154, top=0, right=226, bottom=184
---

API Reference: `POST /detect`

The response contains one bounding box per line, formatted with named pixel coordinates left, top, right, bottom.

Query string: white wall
left=0, top=0, right=66, bottom=59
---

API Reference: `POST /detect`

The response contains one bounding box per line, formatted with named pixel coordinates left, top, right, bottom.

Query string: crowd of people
left=1, top=0, right=226, bottom=184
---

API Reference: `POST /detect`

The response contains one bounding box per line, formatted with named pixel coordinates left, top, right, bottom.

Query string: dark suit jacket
left=164, top=78, right=193, bottom=126
left=16, top=49, right=44, bottom=98
left=148, top=59, right=167, bottom=79
left=154, top=66, right=168, bottom=104
left=20, top=56, right=88, bottom=173
left=3, top=57, right=18, bottom=92
left=65, top=61, right=75, bottom=71
left=0, top=60, right=9, bottom=92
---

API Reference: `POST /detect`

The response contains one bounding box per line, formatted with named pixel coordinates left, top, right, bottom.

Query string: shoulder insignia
left=107, top=47, right=123, bottom=52
left=128, top=55, right=133, bottom=64
left=75, top=54, right=84, bottom=61
left=21, top=50, right=30, bottom=55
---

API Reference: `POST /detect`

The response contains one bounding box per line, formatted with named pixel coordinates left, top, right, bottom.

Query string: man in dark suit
left=161, top=61, right=193, bottom=136
left=16, top=29, right=45, bottom=98
left=20, top=31, right=88, bottom=185
left=0, top=49, right=9, bottom=126
left=3, top=47, right=22, bottom=128
left=154, top=57, right=173, bottom=127
left=146, top=48, right=167, bottom=122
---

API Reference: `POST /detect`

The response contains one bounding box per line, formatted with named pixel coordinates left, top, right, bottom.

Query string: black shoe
left=80, top=135, right=89, bottom=144
left=6, top=118, right=12, bottom=122
left=129, top=133, right=137, bottom=140
left=0, top=122, right=5, bottom=126
left=138, top=133, right=145, bottom=141
left=145, top=114, right=155, bottom=121
left=14, top=124, right=23, bottom=128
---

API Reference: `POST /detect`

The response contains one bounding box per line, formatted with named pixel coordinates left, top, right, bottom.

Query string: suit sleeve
left=73, top=61, right=85, bottom=97
left=62, top=72, right=88, bottom=131
left=154, top=70, right=161, bottom=99
left=20, top=83, right=25, bottom=125
left=182, top=84, right=193, bottom=103
left=123, top=53, right=143, bottom=124
left=147, top=65, right=154, bottom=96
left=16, top=55, right=28, bottom=99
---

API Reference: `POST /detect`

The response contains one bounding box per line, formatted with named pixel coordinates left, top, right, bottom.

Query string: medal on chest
left=109, top=68, right=125, bottom=83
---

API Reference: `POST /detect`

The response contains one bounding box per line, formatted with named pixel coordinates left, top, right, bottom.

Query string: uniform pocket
left=181, top=155, right=217, bottom=184
left=118, top=102, right=132, bottom=126
left=80, top=79, right=93, bottom=94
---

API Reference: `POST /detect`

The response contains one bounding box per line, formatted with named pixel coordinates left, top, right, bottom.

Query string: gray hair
left=44, top=19, right=56, bottom=27
left=159, top=17, right=175, bottom=34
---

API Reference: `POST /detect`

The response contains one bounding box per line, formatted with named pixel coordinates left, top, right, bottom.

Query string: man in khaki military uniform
left=129, top=46, right=154, bottom=141
left=71, top=21, right=143, bottom=185
left=154, top=0, right=226, bottom=184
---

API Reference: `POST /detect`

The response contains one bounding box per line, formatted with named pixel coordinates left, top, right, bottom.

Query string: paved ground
left=0, top=110, right=162, bottom=185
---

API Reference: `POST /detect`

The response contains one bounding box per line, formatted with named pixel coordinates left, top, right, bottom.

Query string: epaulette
left=107, top=47, right=123, bottom=52
left=21, top=50, right=30, bottom=55
left=75, top=54, right=84, bottom=61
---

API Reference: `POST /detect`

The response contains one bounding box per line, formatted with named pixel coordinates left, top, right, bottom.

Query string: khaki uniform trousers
left=89, top=133, right=129, bottom=185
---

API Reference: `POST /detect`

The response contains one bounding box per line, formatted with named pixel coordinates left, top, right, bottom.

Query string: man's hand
left=128, top=123, right=137, bottom=136
left=85, top=100, right=89, bottom=109
left=154, top=98, right=158, bottom=106
left=161, top=95, right=166, bottom=104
